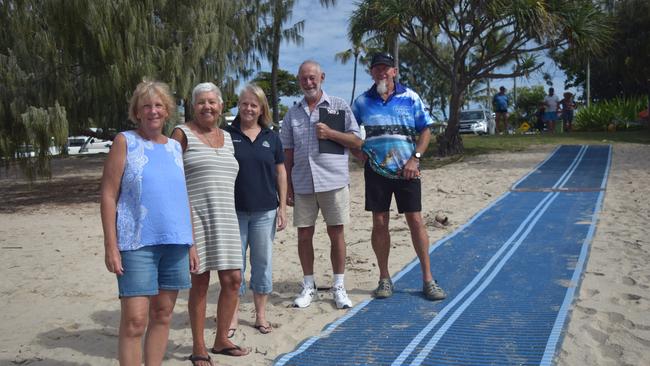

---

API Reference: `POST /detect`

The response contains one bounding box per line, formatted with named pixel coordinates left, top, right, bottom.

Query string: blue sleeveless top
left=116, top=131, right=193, bottom=251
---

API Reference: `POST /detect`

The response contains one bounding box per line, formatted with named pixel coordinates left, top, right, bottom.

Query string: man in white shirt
left=543, top=88, right=561, bottom=133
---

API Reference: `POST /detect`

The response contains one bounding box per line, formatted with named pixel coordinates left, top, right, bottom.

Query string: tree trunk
left=437, top=86, right=464, bottom=156
left=271, top=1, right=283, bottom=126
left=350, top=52, right=358, bottom=105
left=393, top=35, right=399, bottom=82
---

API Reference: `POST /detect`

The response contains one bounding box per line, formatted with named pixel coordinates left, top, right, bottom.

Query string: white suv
left=458, top=109, right=496, bottom=135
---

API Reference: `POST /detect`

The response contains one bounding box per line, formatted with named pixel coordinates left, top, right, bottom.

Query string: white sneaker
left=293, top=283, right=316, bottom=308
left=331, top=285, right=353, bottom=309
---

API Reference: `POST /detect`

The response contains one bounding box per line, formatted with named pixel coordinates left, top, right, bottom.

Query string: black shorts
left=364, top=163, right=422, bottom=213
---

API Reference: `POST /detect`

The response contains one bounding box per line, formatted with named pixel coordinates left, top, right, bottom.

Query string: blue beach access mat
left=275, top=145, right=612, bottom=366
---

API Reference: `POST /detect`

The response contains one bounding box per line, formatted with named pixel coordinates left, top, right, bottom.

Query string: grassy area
left=416, top=129, right=650, bottom=170
left=460, top=129, right=650, bottom=156
left=357, top=129, right=649, bottom=171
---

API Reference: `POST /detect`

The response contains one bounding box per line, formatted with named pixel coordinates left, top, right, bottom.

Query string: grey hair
left=298, top=60, right=322, bottom=75
left=192, top=82, right=223, bottom=105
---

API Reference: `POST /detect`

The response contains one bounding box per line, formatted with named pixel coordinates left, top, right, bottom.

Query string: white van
left=67, top=135, right=112, bottom=155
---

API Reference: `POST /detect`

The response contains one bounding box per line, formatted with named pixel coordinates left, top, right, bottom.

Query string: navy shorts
left=117, top=244, right=191, bottom=297
left=364, top=163, right=422, bottom=213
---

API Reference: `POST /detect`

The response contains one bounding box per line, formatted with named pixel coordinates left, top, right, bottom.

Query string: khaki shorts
left=293, top=186, right=350, bottom=227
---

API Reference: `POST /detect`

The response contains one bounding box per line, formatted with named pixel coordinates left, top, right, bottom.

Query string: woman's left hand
left=189, top=246, right=200, bottom=274
left=277, top=207, right=287, bottom=231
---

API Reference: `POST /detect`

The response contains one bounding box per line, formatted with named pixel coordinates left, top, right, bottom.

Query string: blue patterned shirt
left=116, top=131, right=193, bottom=251
left=280, top=91, right=360, bottom=194
left=352, top=82, right=433, bottom=179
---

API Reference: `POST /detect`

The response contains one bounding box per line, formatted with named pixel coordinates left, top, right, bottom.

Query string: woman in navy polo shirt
left=225, top=84, right=287, bottom=335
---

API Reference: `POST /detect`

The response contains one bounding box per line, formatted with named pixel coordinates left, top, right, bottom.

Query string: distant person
left=535, top=103, right=546, bottom=133
left=492, top=86, right=510, bottom=134
left=171, top=82, right=249, bottom=363
left=280, top=60, right=363, bottom=309
left=560, top=92, right=576, bottom=132
left=352, top=52, right=447, bottom=302
left=100, top=80, right=197, bottom=365
left=225, top=84, right=287, bottom=335
left=543, top=87, right=561, bottom=133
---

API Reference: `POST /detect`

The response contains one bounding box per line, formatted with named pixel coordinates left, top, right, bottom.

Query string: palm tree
left=255, top=0, right=337, bottom=125
left=348, top=0, right=403, bottom=78
left=334, top=41, right=370, bottom=105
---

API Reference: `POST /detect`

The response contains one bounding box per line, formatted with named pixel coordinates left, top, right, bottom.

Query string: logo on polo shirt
left=232, top=139, right=241, bottom=143
left=262, top=140, right=270, bottom=148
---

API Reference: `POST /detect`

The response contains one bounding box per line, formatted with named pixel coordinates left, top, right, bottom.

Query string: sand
left=0, top=143, right=648, bottom=365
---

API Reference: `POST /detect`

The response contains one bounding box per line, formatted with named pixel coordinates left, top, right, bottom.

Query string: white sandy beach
left=0, top=143, right=648, bottom=365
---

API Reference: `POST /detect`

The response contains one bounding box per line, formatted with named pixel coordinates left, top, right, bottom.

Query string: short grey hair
left=192, top=82, right=223, bottom=105
left=298, top=60, right=323, bottom=75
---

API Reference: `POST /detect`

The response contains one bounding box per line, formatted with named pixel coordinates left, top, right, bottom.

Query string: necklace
left=192, top=121, right=222, bottom=148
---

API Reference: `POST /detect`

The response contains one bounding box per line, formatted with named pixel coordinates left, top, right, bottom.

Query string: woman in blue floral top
left=100, top=80, right=198, bottom=365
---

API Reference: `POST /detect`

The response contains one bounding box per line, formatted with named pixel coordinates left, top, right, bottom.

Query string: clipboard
left=318, top=107, right=345, bottom=154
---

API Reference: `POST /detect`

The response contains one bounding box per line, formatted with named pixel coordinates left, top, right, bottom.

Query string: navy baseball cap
left=370, top=52, right=395, bottom=68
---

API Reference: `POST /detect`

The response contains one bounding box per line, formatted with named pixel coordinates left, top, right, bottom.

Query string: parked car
left=66, top=135, right=112, bottom=155
left=458, top=109, right=495, bottom=135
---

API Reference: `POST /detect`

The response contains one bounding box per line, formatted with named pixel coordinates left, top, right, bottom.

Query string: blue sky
left=234, top=1, right=575, bottom=114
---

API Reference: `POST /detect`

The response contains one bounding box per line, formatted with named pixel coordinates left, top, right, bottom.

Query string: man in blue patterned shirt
left=352, top=52, right=447, bottom=302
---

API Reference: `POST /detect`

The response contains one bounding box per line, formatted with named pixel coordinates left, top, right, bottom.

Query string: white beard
left=302, top=87, right=319, bottom=99
left=376, top=80, right=388, bottom=95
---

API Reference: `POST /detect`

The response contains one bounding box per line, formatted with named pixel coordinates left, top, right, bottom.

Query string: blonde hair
left=238, top=84, right=272, bottom=128
left=128, top=79, right=175, bottom=124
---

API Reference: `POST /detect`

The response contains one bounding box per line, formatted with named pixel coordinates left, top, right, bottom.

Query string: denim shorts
left=117, top=244, right=191, bottom=297
left=237, top=209, right=277, bottom=295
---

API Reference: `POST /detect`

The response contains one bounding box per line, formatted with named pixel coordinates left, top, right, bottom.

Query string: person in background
left=543, top=87, right=561, bottom=133
left=171, top=82, right=249, bottom=365
left=225, top=84, right=287, bottom=335
left=492, top=86, right=510, bottom=134
left=535, top=103, right=546, bottom=133
left=352, top=52, right=447, bottom=302
left=100, top=79, right=197, bottom=365
left=560, top=92, right=576, bottom=132
left=280, top=60, right=363, bottom=309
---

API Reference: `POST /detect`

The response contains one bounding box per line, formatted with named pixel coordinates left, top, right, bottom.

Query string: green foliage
left=399, top=41, right=452, bottom=116
left=574, top=97, right=647, bottom=131
left=515, top=86, right=547, bottom=119
left=459, top=130, right=650, bottom=156
left=349, top=0, right=614, bottom=156
left=553, top=0, right=649, bottom=100
left=1, top=0, right=257, bottom=177
left=252, top=69, right=301, bottom=100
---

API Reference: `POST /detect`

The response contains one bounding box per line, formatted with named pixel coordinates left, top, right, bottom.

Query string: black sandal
left=188, top=354, right=213, bottom=366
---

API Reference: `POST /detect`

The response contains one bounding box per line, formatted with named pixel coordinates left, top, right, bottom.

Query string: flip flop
left=254, top=324, right=273, bottom=334
left=210, top=345, right=249, bottom=357
left=227, top=328, right=236, bottom=338
left=188, top=354, right=213, bottom=366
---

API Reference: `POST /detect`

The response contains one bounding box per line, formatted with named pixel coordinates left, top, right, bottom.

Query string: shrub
left=575, top=97, right=647, bottom=131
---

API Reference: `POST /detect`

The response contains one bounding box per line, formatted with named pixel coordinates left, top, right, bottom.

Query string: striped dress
left=176, top=124, right=242, bottom=273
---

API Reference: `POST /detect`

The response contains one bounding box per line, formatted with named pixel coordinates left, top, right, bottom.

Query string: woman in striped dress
left=171, top=82, right=249, bottom=364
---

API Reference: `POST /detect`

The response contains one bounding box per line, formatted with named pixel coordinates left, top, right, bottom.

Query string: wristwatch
left=413, top=151, right=422, bottom=160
